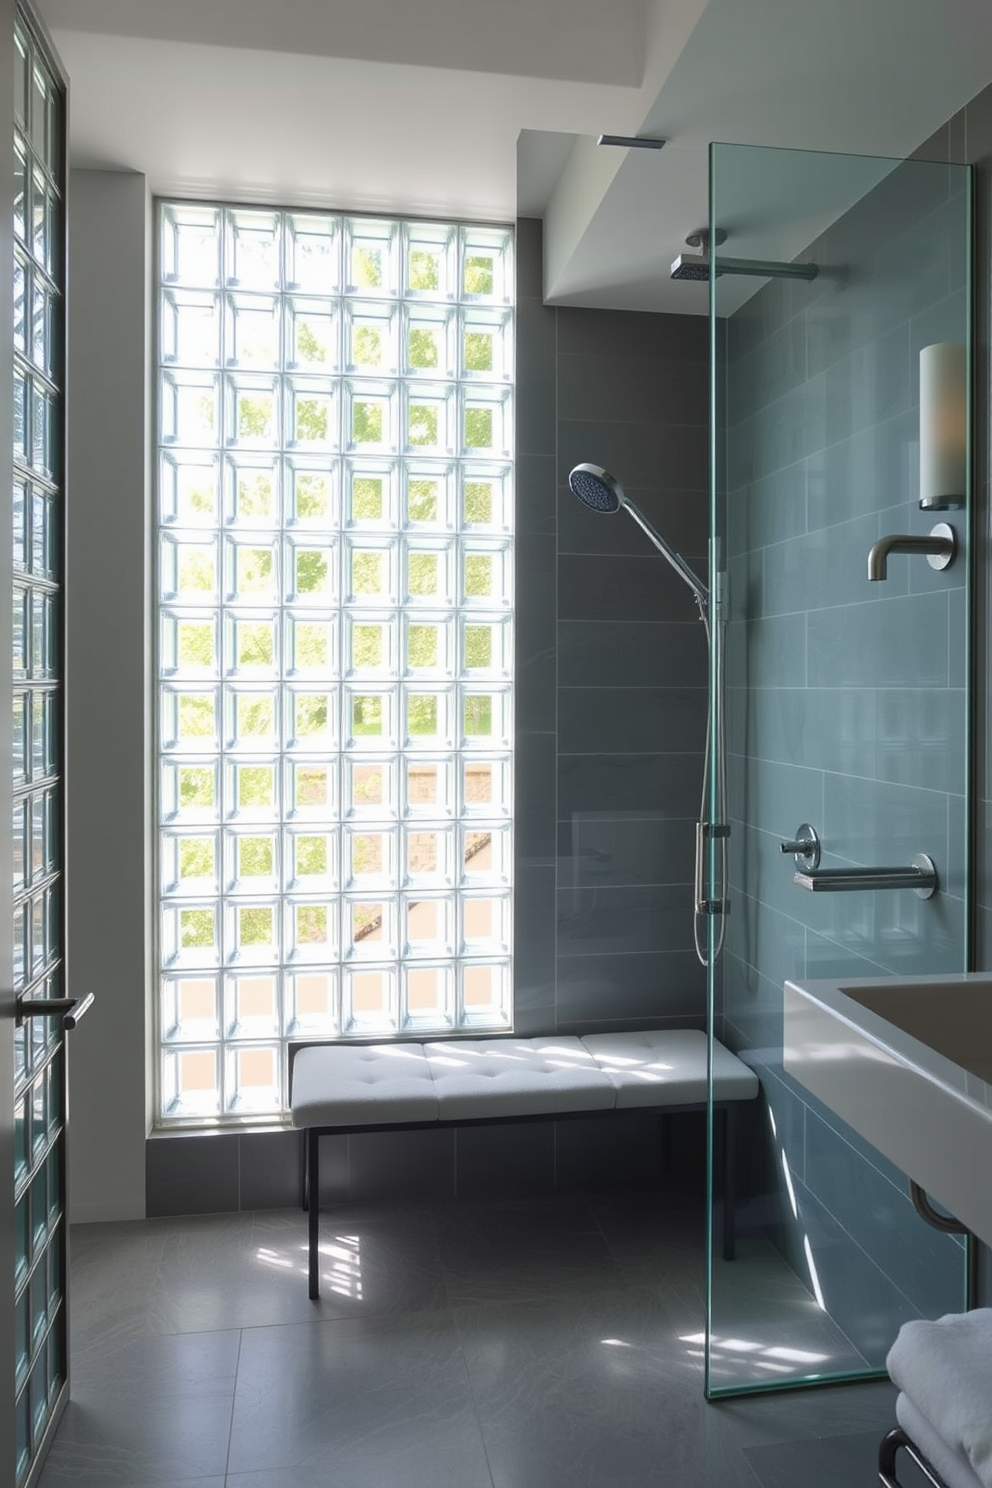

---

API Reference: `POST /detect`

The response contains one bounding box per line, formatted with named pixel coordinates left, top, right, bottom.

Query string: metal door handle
left=16, top=992, right=94, bottom=1029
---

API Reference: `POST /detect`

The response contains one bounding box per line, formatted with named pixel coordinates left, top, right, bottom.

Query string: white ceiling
left=36, top=0, right=992, bottom=311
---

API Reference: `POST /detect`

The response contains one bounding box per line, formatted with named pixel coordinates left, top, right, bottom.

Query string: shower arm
left=621, top=495, right=709, bottom=612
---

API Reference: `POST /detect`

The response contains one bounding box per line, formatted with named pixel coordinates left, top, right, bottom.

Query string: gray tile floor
left=39, top=1179, right=929, bottom=1488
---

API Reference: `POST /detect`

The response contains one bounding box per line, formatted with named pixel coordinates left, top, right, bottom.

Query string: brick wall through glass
left=156, top=205, right=513, bottom=1122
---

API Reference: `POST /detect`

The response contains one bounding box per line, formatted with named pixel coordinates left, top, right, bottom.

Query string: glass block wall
left=13, top=12, right=66, bottom=1481
left=156, top=205, right=514, bottom=1123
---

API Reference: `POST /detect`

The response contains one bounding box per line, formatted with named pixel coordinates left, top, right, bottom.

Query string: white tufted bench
left=290, top=1029, right=758, bottom=1298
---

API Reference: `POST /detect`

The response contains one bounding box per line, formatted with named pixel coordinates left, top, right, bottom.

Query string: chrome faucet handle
left=780, top=824, right=820, bottom=870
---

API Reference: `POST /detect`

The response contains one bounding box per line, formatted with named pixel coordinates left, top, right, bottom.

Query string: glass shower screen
left=705, top=142, right=972, bottom=1397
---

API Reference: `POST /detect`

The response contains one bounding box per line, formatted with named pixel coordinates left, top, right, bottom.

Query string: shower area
left=703, top=142, right=973, bottom=1397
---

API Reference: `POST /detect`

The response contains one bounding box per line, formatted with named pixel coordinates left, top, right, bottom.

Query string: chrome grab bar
left=16, top=992, right=94, bottom=1029
left=793, top=853, right=937, bottom=899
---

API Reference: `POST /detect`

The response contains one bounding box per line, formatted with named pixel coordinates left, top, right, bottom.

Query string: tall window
left=156, top=205, right=513, bottom=1124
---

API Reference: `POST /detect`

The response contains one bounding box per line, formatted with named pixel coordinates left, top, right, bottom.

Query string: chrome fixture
left=919, top=342, right=966, bottom=510
left=567, top=465, right=709, bottom=614
left=597, top=134, right=666, bottom=150
left=567, top=461, right=723, bottom=968
left=670, top=228, right=818, bottom=283
left=780, top=823, right=820, bottom=872
left=867, top=522, right=956, bottom=581
left=15, top=991, right=94, bottom=1029
left=794, top=853, right=938, bottom=899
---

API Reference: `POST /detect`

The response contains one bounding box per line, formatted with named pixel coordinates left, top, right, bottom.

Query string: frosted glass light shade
left=919, top=342, right=966, bottom=510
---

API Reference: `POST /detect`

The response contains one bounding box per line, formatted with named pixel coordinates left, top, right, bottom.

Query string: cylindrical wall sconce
left=919, top=341, right=966, bottom=510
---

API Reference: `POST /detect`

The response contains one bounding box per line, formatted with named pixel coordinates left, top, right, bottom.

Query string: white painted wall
left=65, top=169, right=151, bottom=1223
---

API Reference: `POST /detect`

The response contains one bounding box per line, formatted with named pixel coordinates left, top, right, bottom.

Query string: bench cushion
left=423, top=1036, right=615, bottom=1120
left=291, top=1042, right=438, bottom=1128
left=580, top=1029, right=759, bottom=1107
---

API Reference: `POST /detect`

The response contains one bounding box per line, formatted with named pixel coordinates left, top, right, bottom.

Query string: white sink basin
left=783, top=973, right=992, bottom=1245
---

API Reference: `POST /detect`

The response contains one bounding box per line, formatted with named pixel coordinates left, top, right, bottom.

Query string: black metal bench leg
left=308, top=1128, right=320, bottom=1300
left=301, top=1128, right=309, bottom=1211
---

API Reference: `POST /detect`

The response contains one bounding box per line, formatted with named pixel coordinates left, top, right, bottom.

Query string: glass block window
left=156, top=206, right=513, bottom=1123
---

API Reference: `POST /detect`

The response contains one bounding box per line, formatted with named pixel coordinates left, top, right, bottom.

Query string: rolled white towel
left=887, top=1309, right=992, bottom=1488
left=896, top=1392, right=985, bottom=1488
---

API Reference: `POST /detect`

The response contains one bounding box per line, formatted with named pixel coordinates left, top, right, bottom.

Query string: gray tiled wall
left=719, top=149, right=972, bottom=1357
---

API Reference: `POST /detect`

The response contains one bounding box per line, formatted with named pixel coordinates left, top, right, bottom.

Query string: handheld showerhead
left=568, top=463, right=622, bottom=513
left=566, top=462, right=708, bottom=613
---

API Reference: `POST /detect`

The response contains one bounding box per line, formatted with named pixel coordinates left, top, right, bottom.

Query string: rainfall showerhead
left=670, top=253, right=712, bottom=282
left=670, top=229, right=818, bottom=284
left=568, top=463, right=622, bottom=513
left=566, top=463, right=708, bottom=612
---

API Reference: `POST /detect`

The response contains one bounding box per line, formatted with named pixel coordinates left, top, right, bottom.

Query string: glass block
left=286, top=213, right=340, bottom=293
left=341, top=825, right=390, bottom=889
left=14, top=1091, right=27, bottom=1180
left=287, top=828, right=337, bottom=888
left=344, top=964, right=398, bottom=1034
left=13, top=475, right=27, bottom=569
left=404, top=222, right=457, bottom=300
left=14, top=27, right=27, bottom=126
left=230, top=901, right=279, bottom=962
left=32, top=278, right=56, bottom=380
left=459, top=960, right=511, bottom=1025
left=163, top=902, right=219, bottom=967
left=404, top=616, right=453, bottom=678
left=226, top=614, right=278, bottom=676
left=161, top=535, right=219, bottom=603
left=461, top=893, right=510, bottom=953
left=288, top=759, right=336, bottom=818
left=226, top=1044, right=281, bottom=1114
left=404, top=383, right=455, bottom=454
left=13, top=798, right=27, bottom=891
left=229, top=760, right=278, bottom=819
left=229, top=375, right=279, bottom=447
left=402, top=964, right=454, bottom=1029
left=31, top=382, right=55, bottom=481
left=403, top=757, right=454, bottom=817
left=462, top=387, right=512, bottom=458
left=227, top=687, right=278, bottom=750
left=345, top=614, right=396, bottom=678
left=288, top=298, right=338, bottom=370
left=14, top=253, right=26, bottom=357
left=227, top=292, right=280, bottom=369
left=161, top=760, right=219, bottom=823
left=31, top=490, right=57, bottom=579
left=13, top=692, right=28, bottom=784
left=402, top=463, right=455, bottom=529
left=460, top=227, right=513, bottom=304
left=226, top=974, right=279, bottom=1036
left=345, top=462, right=397, bottom=528
left=13, top=366, right=28, bottom=466
left=286, top=538, right=336, bottom=604
left=286, top=971, right=338, bottom=1035
left=286, top=614, right=335, bottom=675
left=461, top=686, right=510, bottom=748
left=225, top=456, right=278, bottom=526
left=344, top=301, right=398, bottom=374
left=345, top=539, right=396, bottom=606
left=288, top=899, right=335, bottom=961
left=286, top=688, right=335, bottom=750
left=161, top=371, right=220, bottom=447
left=345, top=896, right=396, bottom=958
left=462, top=824, right=510, bottom=885
left=461, top=616, right=510, bottom=677
left=13, top=588, right=28, bottom=676
left=31, top=592, right=57, bottom=679
left=346, top=380, right=396, bottom=453
left=404, top=306, right=456, bottom=379
left=403, top=827, right=453, bottom=887
left=228, top=830, right=278, bottom=892
left=14, top=1189, right=29, bottom=1284
left=162, top=289, right=220, bottom=367
left=345, top=688, right=395, bottom=749
left=161, top=975, right=220, bottom=1042
left=161, top=454, right=220, bottom=526
left=162, top=831, right=217, bottom=896
left=13, top=903, right=26, bottom=989
left=403, top=688, right=452, bottom=750
left=288, top=377, right=337, bottom=451
left=226, top=537, right=277, bottom=602
left=161, top=612, right=219, bottom=678
left=345, top=219, right=399, bottom=297
left=462, top=756, right=509, bottom=815
left=287, top=458, right=337, bottom=525
left=163, top=204, right=222, bottom=287
left=29, top=57, right=49, bottom=157
left=403, top=540, right=455, bottom=606
left=14, top=1287, right=29, bottom=1387
left=32, top=692, right=55, bottom=779
left=226, top=209, right=281, bottom=291
left=460, top=308, right=513, bottom=381
left=162, top=1046, right=221, bottom=1118
left=344, top=758, right=396, bottom=817
left=33, top=170, right=58, bottom=277
left=14, top=138, right=26, bottom=246
left=29, top=1266, right=46, bottom=1349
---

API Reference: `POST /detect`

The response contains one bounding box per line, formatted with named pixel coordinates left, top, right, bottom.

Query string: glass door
left=8, top=6, right=70, bottom=1481
left=706, top=142, right=972, bottom=1396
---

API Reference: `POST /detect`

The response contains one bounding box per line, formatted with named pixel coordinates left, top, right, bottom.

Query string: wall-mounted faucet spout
left=867, top=522, right=957, bottom=581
